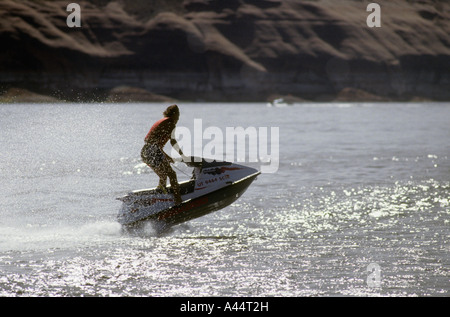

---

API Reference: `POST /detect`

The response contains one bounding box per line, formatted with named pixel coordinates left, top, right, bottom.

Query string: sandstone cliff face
left=0, top=0, right=449, bottom=101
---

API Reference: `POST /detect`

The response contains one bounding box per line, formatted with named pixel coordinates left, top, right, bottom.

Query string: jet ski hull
left=117, top=159, right=260, bottom=232
left=149, top=172, right=258, bottom=227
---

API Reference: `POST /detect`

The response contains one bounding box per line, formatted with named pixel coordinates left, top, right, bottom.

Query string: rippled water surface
left=0, top=102, right=449, bottom=296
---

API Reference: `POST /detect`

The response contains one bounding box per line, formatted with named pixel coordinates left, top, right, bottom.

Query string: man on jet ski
left=141, top=104, right=184, bottom=205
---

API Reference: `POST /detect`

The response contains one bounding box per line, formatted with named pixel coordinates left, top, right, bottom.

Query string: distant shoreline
left=0, top=87, right=441, bottom=104
left=2, top=1, right=449, bottom=104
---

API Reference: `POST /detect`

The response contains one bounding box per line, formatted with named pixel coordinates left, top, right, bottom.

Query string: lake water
left=0, top=102, right=449, bottom=297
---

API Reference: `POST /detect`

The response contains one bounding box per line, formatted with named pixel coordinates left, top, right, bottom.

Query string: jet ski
left=117, top=157, right=260, bottom=233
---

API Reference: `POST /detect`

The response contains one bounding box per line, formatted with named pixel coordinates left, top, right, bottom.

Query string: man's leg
left=167, top=167, right=182, bottom=205
left=158, top=160, right=182, bottom=205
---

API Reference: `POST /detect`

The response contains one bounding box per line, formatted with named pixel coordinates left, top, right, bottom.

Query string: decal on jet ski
left=196, top=174, right=231, bottom=190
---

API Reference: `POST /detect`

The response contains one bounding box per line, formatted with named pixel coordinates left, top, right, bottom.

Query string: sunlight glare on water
left=0, top=102, right=449, bottom=297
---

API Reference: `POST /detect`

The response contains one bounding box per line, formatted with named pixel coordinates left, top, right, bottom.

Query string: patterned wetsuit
left=141, top=117, right=174, bottom=168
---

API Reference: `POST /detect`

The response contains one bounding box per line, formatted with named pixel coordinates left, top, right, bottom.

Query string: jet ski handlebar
left=173, top=156, right=231, bottom=168
left=173, top=155, right=204, bottom=168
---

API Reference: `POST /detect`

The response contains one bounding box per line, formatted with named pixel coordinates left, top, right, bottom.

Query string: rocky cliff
left=1, top=0, right=449, bottom=102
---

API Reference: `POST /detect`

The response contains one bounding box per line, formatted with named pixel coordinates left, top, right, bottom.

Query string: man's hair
left=163, top=104, right=179, bottom=118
